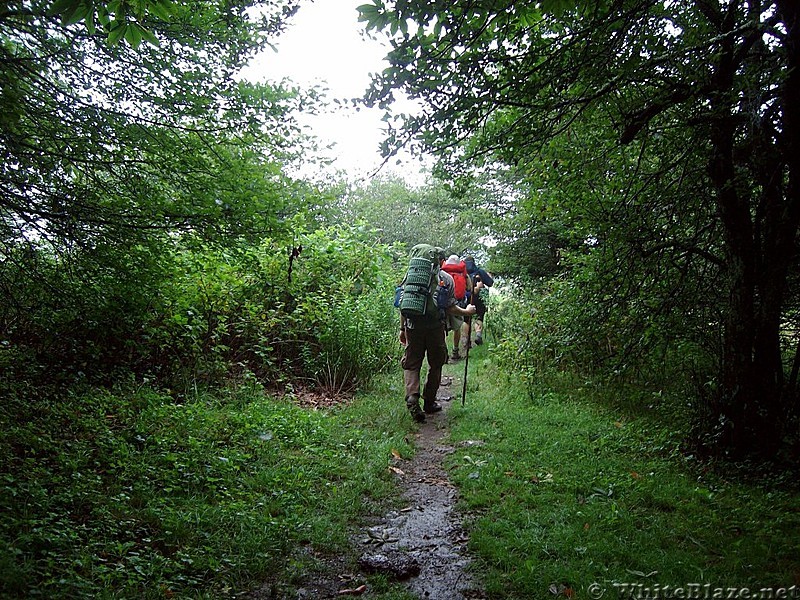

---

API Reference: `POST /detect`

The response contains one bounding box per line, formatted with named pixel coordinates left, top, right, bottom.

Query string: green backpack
left=399, top=244, right=444, bottom=322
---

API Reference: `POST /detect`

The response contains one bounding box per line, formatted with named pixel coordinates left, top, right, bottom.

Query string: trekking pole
left=461, top=316, right=472, bottom=406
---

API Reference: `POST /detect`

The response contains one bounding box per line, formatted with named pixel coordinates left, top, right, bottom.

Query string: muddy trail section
left=356, top=373, right=485, bottom=599
left=248, top=372, right=486, bottom=599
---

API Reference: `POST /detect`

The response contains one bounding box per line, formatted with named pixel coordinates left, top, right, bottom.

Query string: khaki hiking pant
left=401, top=324, right=447, bottom=404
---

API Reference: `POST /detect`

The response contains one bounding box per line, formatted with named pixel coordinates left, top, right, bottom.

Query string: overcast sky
left=241, top=0, right=428, bottom=183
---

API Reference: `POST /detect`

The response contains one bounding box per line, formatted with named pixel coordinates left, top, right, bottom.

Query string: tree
left=324, top=175, right=495, bottom=257
left=359, top=0, right=800, bottom=457
left=0, top=0, right=321, bottom=382
left=1, top=0, right=307, bottom=249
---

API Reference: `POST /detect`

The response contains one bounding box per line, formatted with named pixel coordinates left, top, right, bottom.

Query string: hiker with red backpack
left=441, top=254, right=472, bottom=360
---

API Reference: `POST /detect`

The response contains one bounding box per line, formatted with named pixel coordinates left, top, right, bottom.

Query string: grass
left=4, top=346, right=799, bottom=600
left=0, top=377, right=419, bottom=599
left=443, top=347, right=800, bottom=599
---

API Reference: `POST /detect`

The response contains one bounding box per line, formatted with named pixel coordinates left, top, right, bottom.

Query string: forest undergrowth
left=1, top=345, right=799, bottom=598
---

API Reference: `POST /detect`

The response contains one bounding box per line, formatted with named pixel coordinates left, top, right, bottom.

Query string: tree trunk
left=708, top=0, right=800, bottom=458
left=777, top=0, right=800, bottom=436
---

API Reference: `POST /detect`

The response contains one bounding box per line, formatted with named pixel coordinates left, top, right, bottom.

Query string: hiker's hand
left=399, top=330, right=407, bottom=346
left=465, top=304, right=477, bottom=316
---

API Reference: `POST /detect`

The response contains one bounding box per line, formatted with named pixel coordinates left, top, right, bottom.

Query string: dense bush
left=0, top=223, right=401, bottom=397
left=490, top=270, right=714, bottom=397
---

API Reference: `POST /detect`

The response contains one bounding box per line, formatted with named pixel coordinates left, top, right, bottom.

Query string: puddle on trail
left=357, top=375, right=485, bottom=599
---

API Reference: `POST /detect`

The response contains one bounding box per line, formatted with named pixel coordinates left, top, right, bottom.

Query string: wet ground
left=245, top=373, right=485, bottom=599
left=357, top=374, right=484, bottom=599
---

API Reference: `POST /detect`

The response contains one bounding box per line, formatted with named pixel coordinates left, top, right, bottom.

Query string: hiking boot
left=451, top=349, right=461, bottom=360
left=423, top=400, right=442, bottom=414
left=475, top=333, right=483, bottom=345
left=405, top=395, right=425, bottom=423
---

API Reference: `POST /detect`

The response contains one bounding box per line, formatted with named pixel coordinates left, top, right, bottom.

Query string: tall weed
left=1, top=222, right=400, bottom=396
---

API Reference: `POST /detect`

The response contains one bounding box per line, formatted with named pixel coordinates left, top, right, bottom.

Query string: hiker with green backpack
left=398, top=244, right=477, bottom=422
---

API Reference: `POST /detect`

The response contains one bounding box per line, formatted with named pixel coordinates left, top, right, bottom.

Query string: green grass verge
left=6, top=347, right=798, bottom=600
left=443, top=348, right=800, bottom=600
left=0, top=377, right=418, bottom=599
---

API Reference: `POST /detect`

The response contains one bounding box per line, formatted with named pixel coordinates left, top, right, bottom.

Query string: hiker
left=463, top=255, right=493, bottom=346
left=441, top=254, right=471, bottom=360
left=398, top=245, right=477, bottom=422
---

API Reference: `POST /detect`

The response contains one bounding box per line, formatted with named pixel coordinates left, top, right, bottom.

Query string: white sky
left=241, top=0, right=429, bottom=184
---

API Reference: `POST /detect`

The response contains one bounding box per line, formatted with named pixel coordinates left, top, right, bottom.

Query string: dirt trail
left=249, top=370, right=485, bottom=599
left=357, top=373, right=484, bottom=599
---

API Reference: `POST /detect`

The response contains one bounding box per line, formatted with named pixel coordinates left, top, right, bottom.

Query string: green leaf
left=356, top=3, right=378, bottom=20
left=149, top=0, right=174, bottom=21
left=124, top=22, right=143, bottom=48
left=140, top=27, right=160, bottom=46
left=107, top=22, right=126, bottom=45
left=515, top=6, right=542, bottom=28
left=84, top=13, right=96, bottom=34
left=63, top=1, right=90, bottom=25
left=539, top=0, right=572, bottom=16
left=47, top=0, right=78, bottom=17
left=96, top=6, right=110, bottom=26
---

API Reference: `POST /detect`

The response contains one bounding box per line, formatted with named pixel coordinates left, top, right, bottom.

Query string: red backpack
left=442, top=260, right=469, bottom=301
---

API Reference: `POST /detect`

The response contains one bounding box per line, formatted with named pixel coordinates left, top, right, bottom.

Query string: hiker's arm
left=447, top=303, right=476, bottom=317
left=399, top=317, right=407, bottom=346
